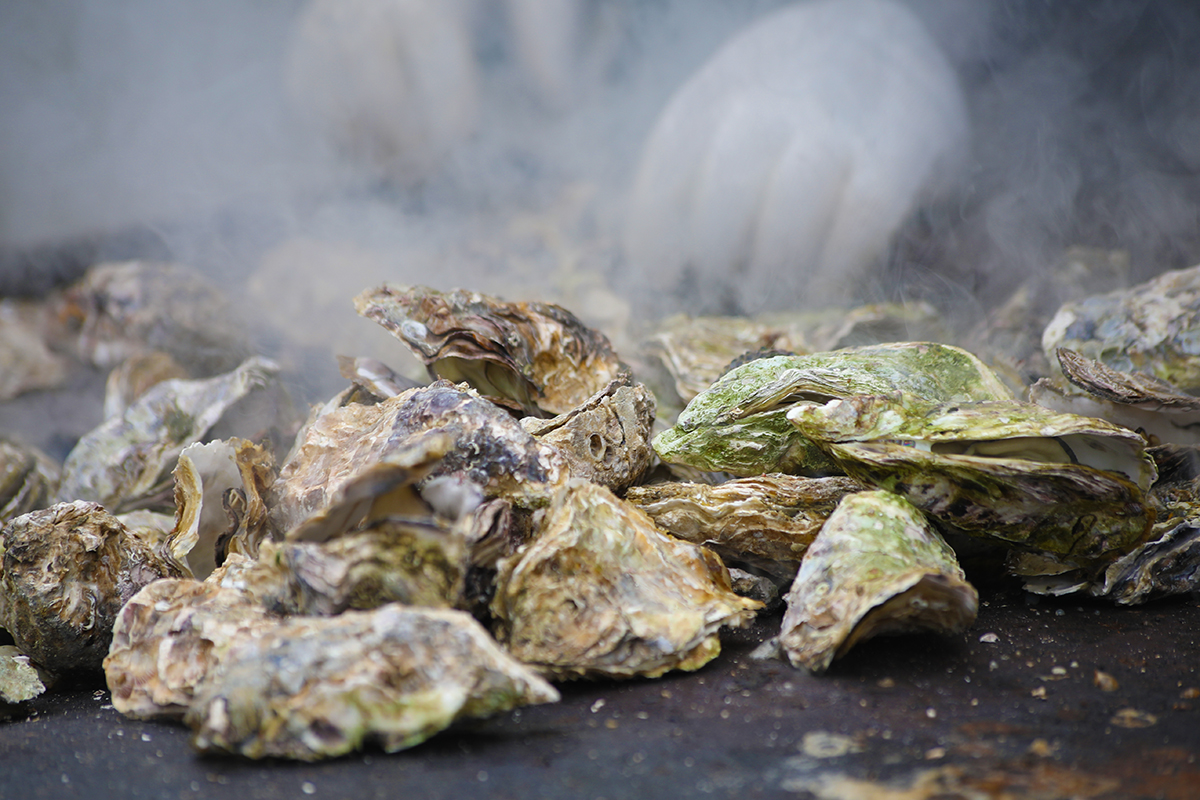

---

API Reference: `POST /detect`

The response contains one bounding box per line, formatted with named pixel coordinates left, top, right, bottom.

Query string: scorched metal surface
left=2, top=583, right=1198, bottom=800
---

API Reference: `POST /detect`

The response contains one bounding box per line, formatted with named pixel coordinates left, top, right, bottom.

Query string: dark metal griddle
left=2, top=584, right=1198, bottom=800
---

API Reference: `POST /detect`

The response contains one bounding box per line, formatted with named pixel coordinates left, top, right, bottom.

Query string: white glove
left=285, top=0, right=481, bottom=183
left=623, top=0, right=968, bottom=313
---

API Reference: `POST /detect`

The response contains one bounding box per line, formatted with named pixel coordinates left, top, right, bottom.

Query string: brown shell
left=490, top=479, right=761, bottom=679
left=0, top=501, right=184, bottom=672
left=521, top=377, right=656, bottom=492
left=355, top=284, right=624, bottom=416
left=625, top=474, right=865, bottom=578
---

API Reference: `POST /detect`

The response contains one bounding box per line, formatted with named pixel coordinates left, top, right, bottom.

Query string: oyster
left=788, top=396, right=1155, bottom=564
left=0, top=645, right=52, bottom=714
left=1030, top=348, right=1200, bottom=446
left=490, top=479, right=761, bottom=679
left=1042, top=261, right=1200, bottom=392
left=102, top=351, right=188, bottom=419
left=185, top=604, right=560, bottom=760
left=777, top=490, right=978, bottom=673
left=355, top=284, right=625, bottom=417
left=0, top=501, right=184, bottom=672
left=104, top=579, right=278, bottom=719
left=251, top=516, right=471, bottom=616
left=0, top=298, right=69, bottom=400
left=0, top=437, right=60, bottom=524
left=58, top=260, right=251, bottom=376
left=167, top=439, right=277, bottom=580
left=654, top=342, right=1014, bottom=477
left=520, top=377, right=655, bottom=492
left=272, top=382, right=565, bottom=541
left=56, top=357, right=292, bottom=513
left=625, top=474, right=864, bottom=578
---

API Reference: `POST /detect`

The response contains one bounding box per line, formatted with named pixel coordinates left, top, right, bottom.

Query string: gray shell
left=1042, top=262, right=1200, bottom=393
left=490, top=479, right=761, bottom=679
left=778, top=490, right=978, bottom=673
left=185, top=604, right=560, bottom=760
left=0, top=501, right=184, bottom=672
left=57, top=357, right=290, bottom=513
left=0, top=438, right=60, bottom=525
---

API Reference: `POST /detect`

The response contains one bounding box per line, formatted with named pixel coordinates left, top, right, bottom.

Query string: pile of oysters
left=3, top=254, right=1200, bottom=760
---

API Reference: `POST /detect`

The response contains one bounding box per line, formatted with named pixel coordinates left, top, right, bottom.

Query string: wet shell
left=167, top=439, right=278, bottom=580
left=185, top=604, right=560, bottom=760
left=654, top=342, right=1013, bottom=477
left=354, top=284, right=624, bottom=417
left=490, top=479, right=761, bottom=680
left=0, top=645, right=51, bottom=713
left=778, top=490, right=978, bottom=673
left=272, top=382, right=565, bottom=542
left=1030, top=348, right=1200, bottom=446
left=104, top=579, right=278, bottom=719
left=624, top=474, right=864, bottom=579
left=520, top=377, right=656, bottom=493
left=1042, top=261, right=1200, bottom=392
left=56, top=357, right=290, bottom=513
left=0, top=501, right=184, bottom=672
left=788, top=396, right=1155, bottom=564
left=0, top=437, right=60, bottom=524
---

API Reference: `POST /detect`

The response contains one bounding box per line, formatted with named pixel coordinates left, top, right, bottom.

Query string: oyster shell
left=56, top=357, right=291, bottom=513
left=788, top=396, right=1155, bottom=564
left=0, top=644, right=52, bottom=713
left=490, top=479, right=761, bottom=679
left=0, top=437, right=60, bottom=524
left=0, top=501, right=184, bottom=672
left=354, top=284, right=624, bottom=417
left=520, top=377, right=655, bottom=492
left=167, top=439, right=278, bottom=580
left=185, top=604, right=560, bottom=760
left=778, top=490, right=978, bottom=673
left=104, top=579, right=278, bottom=719
left=654, top=342, right=1014, bottom=477
left=1042, top=261, right=1200, bottom=392
left=58, top=260, right=251, bottom=376
left=0, top=298, right=69, bottom=400
left=625, top=474, right=864, bottom=578
left=1030, top=348, right=1200, bottom=446
left=272, top=382, right=565, bottom=542
left=102, top=351, right=188, bottom=419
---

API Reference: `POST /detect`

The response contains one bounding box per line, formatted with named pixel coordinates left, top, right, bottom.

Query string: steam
left=2, top=0, right=1200, bottom=335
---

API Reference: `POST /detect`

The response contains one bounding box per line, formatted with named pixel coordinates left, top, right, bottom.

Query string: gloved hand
left=623, top=0, right=968, bottom=314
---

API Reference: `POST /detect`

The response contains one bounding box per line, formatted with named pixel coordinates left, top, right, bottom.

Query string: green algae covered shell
left=653, top=342, right=1013, bottom=476
left=788, top=397, right=1156, bottom=564
left=778, top=490, right=977, bottom=674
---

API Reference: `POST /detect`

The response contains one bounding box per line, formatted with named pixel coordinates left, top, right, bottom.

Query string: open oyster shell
left=777, top=490, right=978, bottom=674
left=1030, top=348, right=1200, bottom=446
left=185, top=604, right=560, bottom=760
left=625, top=474, right=864, bottom=579
left=0, top=501, right=184, bottom=672
left=654, top=342, right=1014, bottom=477
left=490, top=479, right=761, bottom=680
left=56, top=357, right=291, bottom=513
left=788, top=396, right=1155, bottom=564
left=520, top=376, right=655, bottom=493
left=355, top=284, right=624, bottom=417
left=104, top=579, right=278, bottom=719
left=1042, top=261, right=1200, bottom=392
left=167, top=439, right=277, bottom=580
